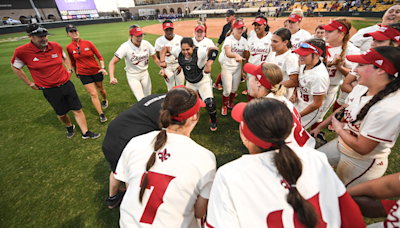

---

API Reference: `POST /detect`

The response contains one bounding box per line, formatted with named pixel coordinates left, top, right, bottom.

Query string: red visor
left=163, top=22, right=174, bottom=30
left=129, top=27, right=144, bottom=36
left=320, top=20, right=348, bottom=34
left=170, top=85, right=206, bottom=122
left=232, top=102, right=276, bottom=149
left=364, top=26, right=400, bottom=44
left=233, top=21, right=245, bottom=29
left=286, top=14, right=302, bottom=23
left=195, top=25, right=205, bottom=32
left=292, top=42, right=323, bottom=56
left=346, top=48, right=399, bottom=77
left=252, top=17, right=267, bottom=26
left=243, top=63, right=273, bottom=90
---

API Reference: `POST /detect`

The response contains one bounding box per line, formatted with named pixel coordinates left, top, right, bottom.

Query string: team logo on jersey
left=144, top=49, right=147, bottom=52
left=264, top=43, right=268, bottom=45
left=84, top=47, right=89, bottom=51
left=278, top=62, right=283, bottom=66
left=295, top=38, right=300, bottom=41
left=375, top=60, right=383, bottom=66
left=303, top=79, right=306, bottom=83
left=52, top=54, right=58, bottom=58
left=377, top=161, right=384, bottom=165
left=349, top=98, right=354, bottom=102
left=186, top=66, right=191, bottom=70
left=33, top=57, right=39, bottom=61
left=158, top=148, right=170, bottom=162
left=73, top=50, right=76, bottom=54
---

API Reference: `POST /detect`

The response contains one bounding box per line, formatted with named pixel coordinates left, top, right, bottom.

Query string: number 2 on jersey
left=139, top=171, right=175, bottom=224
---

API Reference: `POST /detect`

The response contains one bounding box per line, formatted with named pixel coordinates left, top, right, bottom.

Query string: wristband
left=30, top=82, right=35, bottom=88
left=101, top=66, right=105, bottom=69
left=68, top=69, right=73, bottom=72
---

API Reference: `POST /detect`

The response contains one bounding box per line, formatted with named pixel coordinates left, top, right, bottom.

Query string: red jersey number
left=266, top=193, right=328, bottom=228
left=291, top=108, right=310, bottom=147
left=329, top=69, right=337, bottom=78
left=260, top=55, right=268, bottom=62
left=139, top=171, right=176, bottom=224
left=299, top=91, right=309, bottom=102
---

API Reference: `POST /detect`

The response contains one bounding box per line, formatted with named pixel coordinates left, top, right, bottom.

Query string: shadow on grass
left=61, top=214, right=85, bottom=228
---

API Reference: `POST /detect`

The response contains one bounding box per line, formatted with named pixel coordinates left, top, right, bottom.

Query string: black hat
left=226, top=10, right=235, bottom=16
left=26, top=23, right=51, bottom=36
left=65, top=24, right=78, bottom=33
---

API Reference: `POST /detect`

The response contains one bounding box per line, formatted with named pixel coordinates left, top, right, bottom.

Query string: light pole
left=29, top=0, right=42, bottom=23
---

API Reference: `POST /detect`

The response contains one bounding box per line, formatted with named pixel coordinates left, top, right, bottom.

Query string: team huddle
left=10, top=4, right=400, bottom=227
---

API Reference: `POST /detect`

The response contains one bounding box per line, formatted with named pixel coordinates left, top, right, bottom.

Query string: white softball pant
left=318, top=138, right=388, bottom=188
left=221, top=64, right=242, bottom=97
left=317, top=84, right=339, bottom=122
left=186, top=73, right=214, bottom=100
left=164, top=63, right=185, bottom=91
left=126, top=70, right=151, bottom=101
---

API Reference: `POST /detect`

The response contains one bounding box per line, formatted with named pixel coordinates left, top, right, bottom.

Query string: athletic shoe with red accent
left=242, top=89, right=248, bottom=95
left=210, top=119, right=217, bottom=131
left=221, top=106, right=228, bottom=116
left=328, top=124, right=335, bottom=132
left=212, top=83, right=222, bottom=90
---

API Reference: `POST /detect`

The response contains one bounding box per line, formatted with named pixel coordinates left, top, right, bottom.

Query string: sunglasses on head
left=30, top=27, right=47, bottom=34
left=300, top=42, right=321, bottom=55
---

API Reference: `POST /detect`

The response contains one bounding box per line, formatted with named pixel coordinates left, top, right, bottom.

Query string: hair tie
left=166, top=108, right=172, bottom=113
left=276, top=140, right=285, bottom=146
left=280, top=179, right=296, bottom=190
left=161, top=128, right=167, bottom=131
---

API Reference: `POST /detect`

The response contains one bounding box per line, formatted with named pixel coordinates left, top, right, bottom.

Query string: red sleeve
left=381, top=200, right=398, bottom=215
left=339, top=192, right=366, bottom=227
left=66, top=44, right=76, bottom=68
left=90, top=41, right=103, bottom=61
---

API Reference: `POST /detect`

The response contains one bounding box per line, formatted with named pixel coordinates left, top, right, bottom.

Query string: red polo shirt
left=11, top=41, right=70, bottom=88
left=66, top=39, right=103, bottom=76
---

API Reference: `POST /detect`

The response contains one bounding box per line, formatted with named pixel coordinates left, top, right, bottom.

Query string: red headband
left=292, top=42, right=323, bottom=56
left=170, top=86, right=206, bottom=122
left=232, top=103, right=276, bottom=149
left=129, top=27, right=144, bottom=36
left=243, top=63, right=273, bottom=90
left=163, top=22, right=174, bottom=30
left=233, top=20, right=245, bottom=29
left=253, top=17, right=267, bottom=26
left=320, top=20, right=348, bottom=34
left=346, top=48, right=399, bottom=77
left=364, top=26, right=400, bottom=45
left=286, top=14, right=302, bottom=22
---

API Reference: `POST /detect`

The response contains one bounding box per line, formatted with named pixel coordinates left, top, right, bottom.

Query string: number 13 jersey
left=115, top=131, right=216, bottom=228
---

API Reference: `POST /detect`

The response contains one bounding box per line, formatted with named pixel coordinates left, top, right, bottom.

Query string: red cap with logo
left=292, top=42, right=323, bottom=56
left=233, top=20, right=245, bottom=29
left=163, top=22, right=174, bottom=30
left=286, top=14, right=302, bottom=23
left=195, top=25, right=205, bottom=32
left=252, top=17, right=267, bottom=26
left=320, top=20, right=348, bottom=34
left=129, top=27, right=144, bottom=36
left=346, top=48, right=399, bottom=77
left=364, top=26, right=400, bottom=45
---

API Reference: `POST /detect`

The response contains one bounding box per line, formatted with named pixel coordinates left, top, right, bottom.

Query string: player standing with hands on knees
left=220, top=18, right=248, bottom=115
left=311, top=46, right=400, bottom=188
left=114, top=86, right=216, bottom=228
left=65, top=24, right=109, bottom=123
left=108, top=25, right=164, bottom=101
left=160, top=38, right=219, bottom=131
left=206, top=98, right=365, bottom=227
left=11, top=23, right=100, bottom=139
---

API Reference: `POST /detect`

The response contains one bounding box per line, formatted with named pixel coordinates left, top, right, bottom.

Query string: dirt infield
left=142, top=17, right=366, bottom=38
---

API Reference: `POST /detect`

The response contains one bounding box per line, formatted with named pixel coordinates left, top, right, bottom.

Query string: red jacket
left=66, top=39, right=103, bottom=76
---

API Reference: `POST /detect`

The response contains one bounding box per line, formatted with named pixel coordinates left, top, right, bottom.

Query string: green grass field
left=0, top=18, right=398, bottom=227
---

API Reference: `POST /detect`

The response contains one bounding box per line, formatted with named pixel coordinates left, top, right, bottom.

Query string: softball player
left=285, top=9, right=312, bottom=50
left=220, top=18, right=249, bottom=115
left=206, top=98, right=364, bottom=228
left=155, top=20, right=184, bottom=91
left=244, top=62, right=315, bottom=148
left=160, top=37, right=219, bottom=131
left=350, top=4, right=400, bottom=53
left=267, top=27, right=299, bottom=100
left=315, top=19, right=360, bottom=128
left=245, top=16, right=272, bottom=101
left=114, top=86, right=216, bottom=228
left=109, top=25, right=163, bottom=101
left=192, top=25, right=214, bottom=49
left=311, top=46, right=400, bottom=188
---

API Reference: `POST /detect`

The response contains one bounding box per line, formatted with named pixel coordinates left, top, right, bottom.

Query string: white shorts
left=318, top=138, right=388, bottom=188
left=317, top=84, right=339, bottom=122
left=299, top=106, right=323, bottom=129
left=164, top=62, right=185, bottom=91
left=221, top=64, right=241, bottom=97
left=126, top=70, right=151, bottom=101
left=186, top=73, right=213, bottom=100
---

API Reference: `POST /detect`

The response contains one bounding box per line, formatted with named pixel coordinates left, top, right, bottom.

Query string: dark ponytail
left=352, top=46, right=400, bottom=124
left=274, top=27, right=292, bottom=49
left=139, top=87, right=199, bottom=203
left=305, top=38, right=327, bottom=66
left=244, top=98, right=318, bottom=228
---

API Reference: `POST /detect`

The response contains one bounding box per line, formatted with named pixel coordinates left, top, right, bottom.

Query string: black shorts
left=78, top=72, right=104, bottom=85
left=42, top=80, right=83, bottom=116
left=102, top=146, right=119, bottom=172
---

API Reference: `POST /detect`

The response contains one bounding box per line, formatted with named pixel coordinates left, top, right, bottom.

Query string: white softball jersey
left=350, top=24, right=380, bottom=53
left=193, top=37, right=215, bottom=49
left=290, top=29, right=312, bottom=50
left=267, top=49, right=300, bottom=84
left=266, top=93, right=316, bottom=148
left=206, top=145, right=346, bottom=228
left=247, top=32, right=272, bottom=65
left=155, top=34, right=183, bottom=64
left=247, top=29, right=256, bottom=39
left=115, top=131, right=216, bottom=228
left=221, top=35, right=249, bottom=67
left=326, top=43, right=360, bottom=87
left=296, top=62, right=330, bottom=113
left=376, top=200, right=400, bottom=228
left=114, top=40, right=156, bottom=75
left=339, top=85, right=400, bottom=160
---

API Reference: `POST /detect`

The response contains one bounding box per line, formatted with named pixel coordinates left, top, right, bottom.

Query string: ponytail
left=329, top=18, right=352, bottom=67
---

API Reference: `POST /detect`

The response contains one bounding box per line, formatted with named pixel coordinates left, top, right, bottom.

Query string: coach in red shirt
left=11, top=23, right=100, bottom=139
